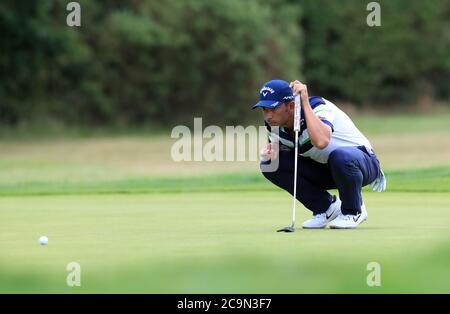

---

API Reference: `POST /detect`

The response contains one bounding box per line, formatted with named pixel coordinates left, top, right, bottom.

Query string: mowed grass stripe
left=0, top=166, right=449, bottom=196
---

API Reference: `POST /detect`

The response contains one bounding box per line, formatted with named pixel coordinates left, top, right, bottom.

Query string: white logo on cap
left=260, top=86, right=275, bottom=97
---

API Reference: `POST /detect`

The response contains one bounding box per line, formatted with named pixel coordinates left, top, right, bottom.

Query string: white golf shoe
left=302, top=196, right=342, bottom=229
left=329, top=203, right=368, bottom=229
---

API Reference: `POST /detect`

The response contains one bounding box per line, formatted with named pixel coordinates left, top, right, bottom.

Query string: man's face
left=262, top=101, right=294, bottom=128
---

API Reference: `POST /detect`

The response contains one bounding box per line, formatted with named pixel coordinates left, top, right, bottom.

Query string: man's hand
left=289, top=80, right=309, bottom=104
left=260, top=143, right=278, bottom=162
left=289, top=79, right=332, bottom=149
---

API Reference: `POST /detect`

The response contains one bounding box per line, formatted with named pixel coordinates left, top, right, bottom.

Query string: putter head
left=277, top=226, right=295, bottom=233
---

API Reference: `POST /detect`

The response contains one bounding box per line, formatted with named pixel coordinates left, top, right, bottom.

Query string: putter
left=277, top=95, right=301, bottom=233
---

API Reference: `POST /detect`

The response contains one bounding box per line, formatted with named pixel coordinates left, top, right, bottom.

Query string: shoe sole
left=302, top=225, right=327, bottom=229
left=302, top=208, right=341, bottom=229
left=329, top=217, right=367, bottom=229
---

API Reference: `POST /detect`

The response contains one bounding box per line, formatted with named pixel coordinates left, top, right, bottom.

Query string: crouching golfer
left=254, top=79, right=386, bottom=229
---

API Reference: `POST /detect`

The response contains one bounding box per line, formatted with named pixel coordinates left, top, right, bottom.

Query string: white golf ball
left=39, top=235, right=48, bottom=246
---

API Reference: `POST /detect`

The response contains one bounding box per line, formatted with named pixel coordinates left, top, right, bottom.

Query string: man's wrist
left=301, top=97, right=311, bottom=110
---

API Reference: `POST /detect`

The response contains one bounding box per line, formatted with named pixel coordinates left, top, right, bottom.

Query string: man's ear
left=287, top=101, right=295, bottom=112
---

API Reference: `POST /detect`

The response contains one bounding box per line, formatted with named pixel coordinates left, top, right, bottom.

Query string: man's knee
left=328, top=149, right=355, bottom=172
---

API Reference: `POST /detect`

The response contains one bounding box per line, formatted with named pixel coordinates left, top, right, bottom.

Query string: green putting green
left=1, top=188, right=449, bottom=293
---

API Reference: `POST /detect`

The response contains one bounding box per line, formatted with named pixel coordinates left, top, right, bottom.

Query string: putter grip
left=294, top=95, right=301, bottom=132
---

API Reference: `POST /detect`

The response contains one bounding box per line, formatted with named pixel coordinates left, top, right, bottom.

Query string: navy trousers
left=261, top=146, right=380, bottom=215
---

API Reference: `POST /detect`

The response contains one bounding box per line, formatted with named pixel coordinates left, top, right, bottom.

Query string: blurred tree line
left=0, top=0, right=448, bottom=128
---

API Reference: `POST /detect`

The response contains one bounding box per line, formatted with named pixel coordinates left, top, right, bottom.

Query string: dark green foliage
left=301, top=0, right=450, bottom=106
left=0, top=0, right=448, bottom=127
left=0, top=0, right=301, bottom=127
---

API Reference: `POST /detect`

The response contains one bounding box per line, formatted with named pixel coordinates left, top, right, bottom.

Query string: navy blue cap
left=252, top=79, right=294, bottom=109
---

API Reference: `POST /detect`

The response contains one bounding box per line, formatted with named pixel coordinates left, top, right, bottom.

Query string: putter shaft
left=277, top=95, right=301, bottom=233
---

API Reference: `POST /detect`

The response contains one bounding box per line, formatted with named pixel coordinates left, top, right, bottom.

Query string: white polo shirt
left=266, top=96, right=373, bottom=164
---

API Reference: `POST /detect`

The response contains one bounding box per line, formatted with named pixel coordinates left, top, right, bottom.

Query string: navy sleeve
left=320, top=119, right=334, bottom=132
left=308, top=96, right=326, bottom=109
